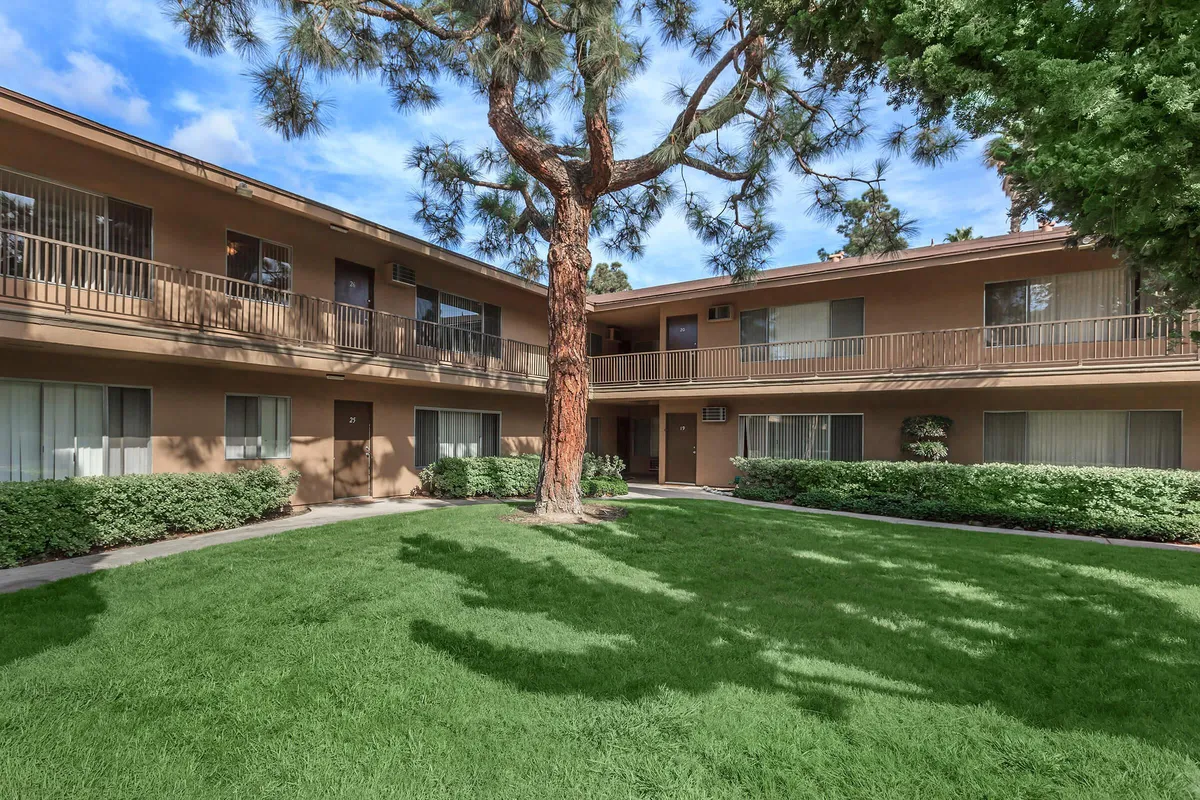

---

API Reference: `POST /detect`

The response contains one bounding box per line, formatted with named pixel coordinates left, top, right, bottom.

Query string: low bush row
left=0, top=466, right=300, bottom=567
left=731, top=458, right=1200, bottom=542
left=419, top=455, right=629, bottom=499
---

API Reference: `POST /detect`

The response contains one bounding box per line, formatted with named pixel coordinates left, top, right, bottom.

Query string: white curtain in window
left=74, top=384, right=105, bottom=477
left=770, top=302, right=830, bottom=359
left=1028, top=410, right=1128, bottom=467
left=109, top=388, right=152, bottom=475
left=260, top=396, right=291, bottom=459
left=0, top=381, right=41, bottom=482
left=42, top=383, right=77, bottom=479
left=438, top=410, right=482, bottom=459
left=1028, top=267, right=1131, bottom=342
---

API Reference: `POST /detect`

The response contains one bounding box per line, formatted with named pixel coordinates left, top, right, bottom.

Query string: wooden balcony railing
left=0, top=228, right=548, bottom=380
left=590, top=312, right=1200, bottom=387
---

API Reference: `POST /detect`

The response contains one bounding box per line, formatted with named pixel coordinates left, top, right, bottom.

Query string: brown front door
left=335, top=259, right=375, bottom=350
left=334, top=400, right=373, bottom=499
left=665, top=413, right=697, bottom=484
left=666, top=314, right=698, bottom=380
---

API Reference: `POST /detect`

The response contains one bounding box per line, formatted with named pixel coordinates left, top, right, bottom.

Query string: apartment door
left=334, top=400, right=373, bottom=499
left=666, top=314, right=698, bottom=380
left=335, top=259, right=375, bottom=350
left=665, top=413, right=697, bottom=484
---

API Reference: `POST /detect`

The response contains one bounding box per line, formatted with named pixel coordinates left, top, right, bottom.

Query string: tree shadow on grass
left=398, top=499, right=1200, bottom=760
left=0, top=573, right=105, bottom=667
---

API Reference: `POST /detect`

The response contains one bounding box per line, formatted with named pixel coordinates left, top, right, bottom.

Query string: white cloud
left=0, top=14, right=151, bottom=127
left=169, top=109, right=256, bottom=165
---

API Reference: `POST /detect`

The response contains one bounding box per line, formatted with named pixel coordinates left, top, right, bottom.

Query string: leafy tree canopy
left=752, top=0, right=1200, bottom=310
left=816, top=187, right=913, bottom=260
left=944, top=227, right=978, bottom=243
left=588, top=261, right=631, bottom=293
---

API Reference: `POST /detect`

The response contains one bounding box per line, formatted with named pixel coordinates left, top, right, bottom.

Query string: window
left=415, top=408, right=501, bottom=467
left=740, top=298, right=864, bottom=360
left=738, top=414, right=862, bottom=461
left=0, top=379, right=150, bottom=481
left=225, top=395, right=291, bottom=459
left=1, top=167, right=152, bottom=296
left=587, top=417, right=601, bottom=454
left=226, top=230, right=292, bottom=303
left=984, top=267, right=1137, bottom=345
left=632, top=416, right=659, bottom=459
left=415, top=286, right=502, bottom=356
left=588, top=332, right=604, bottom=357
left=983, top=410, right=1181, bottom=469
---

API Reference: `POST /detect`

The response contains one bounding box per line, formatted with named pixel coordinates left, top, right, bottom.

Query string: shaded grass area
left=1, top=499, right=1198, bottom=798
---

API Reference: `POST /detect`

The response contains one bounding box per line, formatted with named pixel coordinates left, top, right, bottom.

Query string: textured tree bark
left=535, top=194, right=592, bottom=515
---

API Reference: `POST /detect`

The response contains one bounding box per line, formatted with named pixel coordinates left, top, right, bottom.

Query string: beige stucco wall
left=594, top=382, right=1200, bottom=486
left=0, top=118, right=548, bottom=348
left=3, top=350, right=545, bottom=504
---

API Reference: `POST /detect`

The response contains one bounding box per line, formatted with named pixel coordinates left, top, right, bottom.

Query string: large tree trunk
left=535, top=194, right=592, bottom=515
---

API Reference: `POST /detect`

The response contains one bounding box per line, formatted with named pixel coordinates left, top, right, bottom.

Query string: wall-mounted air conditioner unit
left=708, top=304, right=733, bottom=322
left=390, top=263, right=417, bottom=286
left=701, top=407, right=728, bottom=423
left=606, top=326, right=620, bottom=341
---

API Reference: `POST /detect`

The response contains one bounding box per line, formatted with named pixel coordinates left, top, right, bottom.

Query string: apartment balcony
left=0, top=229, right=548, bottom=384
left=589, top=313, right=1200, bottom=396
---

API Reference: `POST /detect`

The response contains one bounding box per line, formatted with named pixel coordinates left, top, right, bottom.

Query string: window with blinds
left=415, top=286, right=503, bottom=356
left=226, top=230, right=292, bottom=304
left=984, top=267, right=1140, bottom=346
left=737, top=414, right=862, bottom=461
left=0, top=379, right=151, bottom=481
left=586, top=417, right=601, bottom=454
left=983, top=410, right=1181, bottom=469
left=225, top=395, right=291, bottom=460
left=740, top=298, right=864, bottom=360
left=0, top=167, right=153, bottom=296
left=415, top=408, right=501, bottom=467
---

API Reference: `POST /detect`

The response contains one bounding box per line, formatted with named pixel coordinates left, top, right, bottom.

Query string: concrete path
left=624, top=482, right=1200, bottom=553
left=0, top=497, right=483, bottom=594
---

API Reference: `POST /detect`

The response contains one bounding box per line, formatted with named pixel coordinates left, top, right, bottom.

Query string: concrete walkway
left=624, top=482, right=1200, bottom=553
left=0, top=497, right=482, bottom=594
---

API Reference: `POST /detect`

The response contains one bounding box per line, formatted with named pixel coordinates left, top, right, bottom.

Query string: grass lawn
left=1, top=499, right=1198, bottom=799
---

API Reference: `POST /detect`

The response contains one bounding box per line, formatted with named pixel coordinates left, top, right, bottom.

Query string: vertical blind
left=740, top=298, right=865, bottom=359
left=983, top=410, right=1181, bottom=469
left=738, top=414, right=862, bottom=461
left=416, top=286, right=503, bottom=355
left=225, top=395, right=291, bottom=459
left=415, top=409, right=501, bottom=467
left=0, top=379, right=151, bottom=482
left=985, top=267, right=1136, bottom=344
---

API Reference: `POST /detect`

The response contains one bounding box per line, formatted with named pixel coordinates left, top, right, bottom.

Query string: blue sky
left=1, top=0, right=1017, bottom=288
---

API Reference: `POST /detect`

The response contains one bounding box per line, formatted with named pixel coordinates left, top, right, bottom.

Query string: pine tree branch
left=679, top=155, right=753, bottom=182
left=292, top=0, right=492, bottom=42
left=525, top=0, right=572, bottom=33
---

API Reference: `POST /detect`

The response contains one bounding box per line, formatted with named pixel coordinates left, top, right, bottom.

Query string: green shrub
left=0, top=466, right=300, bottom=567
left=420, top=455, right=629, bottom=499
left=583, top=453, right=626, bottom=479
left=730, top=458, right=1200, bottom=542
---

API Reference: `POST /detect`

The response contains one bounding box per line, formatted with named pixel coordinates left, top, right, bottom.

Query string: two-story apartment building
left=0, top=89, right=551, bottom=504
left=3, top=88, right=1198, bottom=502
left=586, top=233, right=1200, bottom=486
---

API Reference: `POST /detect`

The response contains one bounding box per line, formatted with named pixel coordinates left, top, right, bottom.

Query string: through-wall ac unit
left=701, top=406, right=728, bottom=423
left=606, top=326, right=620, bottom=341
left=708, top=304, right=733, bottom=322
left=390, top=263, right=417, bottom=286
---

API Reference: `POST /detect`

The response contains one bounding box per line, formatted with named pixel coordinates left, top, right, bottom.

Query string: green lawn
left=1, top=499, right=1198, bottom=799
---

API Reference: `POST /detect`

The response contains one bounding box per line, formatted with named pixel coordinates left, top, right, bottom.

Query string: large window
left=226, top=230, right=292, bottom=303
left=586, top=417, right=601, bottom=454
left=225, top=395, right=291, bottom=460
left=416, top=286, right=502, bottom=356
left=1, top=167, right=153, bottom=296
left=740, top=298, right=864, bottom=359
left=738, top=414, right=863, bottom=461
left=984, top=267, right=1138, bottom=345
left=0, top=379, right=151, bottom=482
left=415, top=408, right=501, bottom=467
left=983, top=410, right=1181, bottom=469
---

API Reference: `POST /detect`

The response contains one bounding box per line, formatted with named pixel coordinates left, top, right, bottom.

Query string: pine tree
left=588, top=262, right=631, bottom=294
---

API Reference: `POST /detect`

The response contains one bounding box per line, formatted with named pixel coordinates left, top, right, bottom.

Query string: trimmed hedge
left=731, top=458, right=1200, bottom=542
left=0, top=466, right=300, bottom=567
left=419, top=455, right=629, bottom=499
